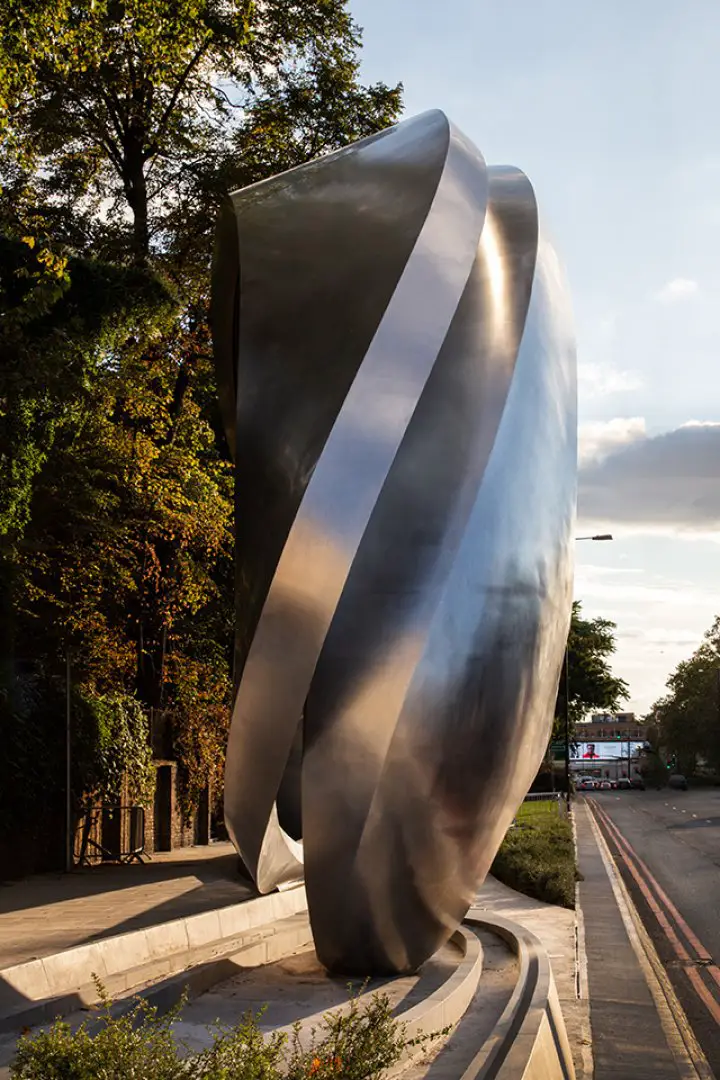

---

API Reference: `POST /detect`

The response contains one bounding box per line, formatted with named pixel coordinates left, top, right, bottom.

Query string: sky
left=349, top=0, right=720, bottom=715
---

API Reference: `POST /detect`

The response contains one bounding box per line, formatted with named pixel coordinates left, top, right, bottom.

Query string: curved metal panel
left=212, top=110, right=577, bottom=974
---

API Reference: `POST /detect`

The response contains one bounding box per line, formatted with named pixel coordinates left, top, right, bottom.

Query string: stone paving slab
left=0, top=843, right=251, bottom=968
left=575, top=800, right=687, bottom=1080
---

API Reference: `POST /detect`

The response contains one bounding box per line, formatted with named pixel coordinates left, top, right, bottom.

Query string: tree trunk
left=122, top=138, right=150, bottom=266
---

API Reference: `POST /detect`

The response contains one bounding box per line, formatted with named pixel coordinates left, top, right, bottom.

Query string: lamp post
left=565, top=532, right=614, bottom=807
left=66, top=647, right=72, bottom=873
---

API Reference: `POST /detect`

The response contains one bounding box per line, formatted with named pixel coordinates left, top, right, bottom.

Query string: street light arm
left=563, top=531, right=615, bottom=805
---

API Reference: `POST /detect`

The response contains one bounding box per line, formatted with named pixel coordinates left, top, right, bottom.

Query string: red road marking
left=595, top=800, right=715, bottom=965
left=588, top=797, right=720, bottom=1027
left=600, top=799, right=720, bottom=999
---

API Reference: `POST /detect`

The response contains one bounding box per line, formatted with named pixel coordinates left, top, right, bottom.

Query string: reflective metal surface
left=211, top=110, right=577, bottom=975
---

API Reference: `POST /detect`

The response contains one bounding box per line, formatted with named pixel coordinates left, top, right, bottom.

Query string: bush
left=11, top=980, right=418, bottom=1080
left=286, top=990, right=408, bottom=1080
left=491, top=812, right=578, bottom=908
left=12, top=984, right=184, bottom=1079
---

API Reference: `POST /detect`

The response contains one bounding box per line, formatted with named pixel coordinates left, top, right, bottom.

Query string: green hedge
left=491, top=811, right=578, bottom=909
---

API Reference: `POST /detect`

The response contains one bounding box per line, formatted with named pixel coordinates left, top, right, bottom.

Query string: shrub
left=286, top=990, right=407, bottom=1080
left=11, top=983, right=183, bottom=1079
left=11, top=980, right=417, bottom=1080
left=491, top=812, right=578, bottom=908
left=72, top=690, right=156, bottom=813
left=192, top=1008, right=287, bottom=1079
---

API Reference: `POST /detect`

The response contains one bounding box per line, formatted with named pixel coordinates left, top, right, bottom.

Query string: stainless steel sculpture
left=211, top=110, right=577, bottom=975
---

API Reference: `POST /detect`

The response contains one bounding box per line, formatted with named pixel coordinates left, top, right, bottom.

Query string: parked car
left=668, top=774, right=688, bottom=791
left=575, top=776, right=597, bottom=791
left=616, top=778, right=632, bottom=790
left=630, top=777, right=645, bottom=790
left=599, top=780, right=613, bottom=790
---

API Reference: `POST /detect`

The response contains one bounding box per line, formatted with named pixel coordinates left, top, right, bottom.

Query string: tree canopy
left=0, top=0, right=403, bottom=872
left=646, top=616, right=720, bottom=777
left=553, top=601, right=629, bottom=742
left=0, top=0, right=401, bottom=276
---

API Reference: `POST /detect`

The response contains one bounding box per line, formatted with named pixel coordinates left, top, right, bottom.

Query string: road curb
left=570, top=805, right=594, bottom=1080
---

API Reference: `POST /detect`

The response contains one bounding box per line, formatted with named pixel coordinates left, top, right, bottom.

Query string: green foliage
left=647, top=616, right=720, bottom=777
left=0, top=0, right=403, bottom=864
left=0, top=236, right=176, bottom=539
left=12, top=979, right=186, bottom=1079
left=492, top=812, right=578, bottom=909
left=514, top=798, right=561, bottom=826
left=0, top=0, right=401, bottom=274
left=0, top=670, right=66, bottom=875
left=72, top=691, right=155, bottom=810
left=285, top=992, right=408, bottom=1080
left=192, top=1010, right=289, bottom=1080
left=169, top=651, right=231, bottom=823
left=553, top=601, right=629, bottom=743
left=637, top=725, right=670, bottom=787
left=11, top=982, right=412, bottom=1080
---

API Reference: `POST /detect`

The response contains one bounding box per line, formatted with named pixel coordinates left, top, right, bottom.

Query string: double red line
left=588, top=796, right=720, bottom=1026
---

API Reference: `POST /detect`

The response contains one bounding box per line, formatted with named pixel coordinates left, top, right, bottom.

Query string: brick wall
left=73, top=764, right=212, bottom=864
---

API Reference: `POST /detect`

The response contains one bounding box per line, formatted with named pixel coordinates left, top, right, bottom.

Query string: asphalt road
left=589, top=788, right=720, bottom=1075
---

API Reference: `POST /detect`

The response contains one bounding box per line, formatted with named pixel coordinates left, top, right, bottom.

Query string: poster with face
left=571, top=741, right=645, bottom=761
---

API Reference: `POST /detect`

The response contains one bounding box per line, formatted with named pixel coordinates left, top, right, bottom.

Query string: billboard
left=570, top=741, right=644, bottom=762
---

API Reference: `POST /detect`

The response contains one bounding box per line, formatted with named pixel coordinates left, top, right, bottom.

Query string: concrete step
left=0, top=886, right=308, bottom=1034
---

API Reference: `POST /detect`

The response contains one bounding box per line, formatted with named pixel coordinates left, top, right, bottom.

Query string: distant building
left=584, top=712, right=645, bottom=740
left=570, top=711, right=647, bottom=781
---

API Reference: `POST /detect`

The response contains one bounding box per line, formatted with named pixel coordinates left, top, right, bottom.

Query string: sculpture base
left=173, top=909, right=576, bottom=1079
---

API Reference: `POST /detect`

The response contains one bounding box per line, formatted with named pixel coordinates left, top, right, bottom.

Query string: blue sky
left=350, top=0, right=720, bottom=714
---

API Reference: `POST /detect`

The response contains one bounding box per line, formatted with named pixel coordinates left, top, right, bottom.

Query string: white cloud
left=578, top=421, right=720, bottom=531
left=579, top=417, right=646, bottom=465
left=578, top=362, right=643, bottom=398
left=654, top=277, right=699, bottom=302
left=573, top=562, right=719, bottom=713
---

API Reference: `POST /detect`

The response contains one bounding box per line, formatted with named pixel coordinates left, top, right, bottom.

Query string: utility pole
left=65, top=648, right=72, bottom=873
left=571, top=532, right=614, bottom=804
left=564, top=647, right=571, bottom=809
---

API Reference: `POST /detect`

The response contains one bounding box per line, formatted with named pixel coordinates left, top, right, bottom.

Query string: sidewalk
left=574, top=799, right=703, bottom=1080
left=1, top=839, right=589, bottom=1072
left=6, top=810, right=699, bottom=1080
left=0, top=842, right=252, bottom=968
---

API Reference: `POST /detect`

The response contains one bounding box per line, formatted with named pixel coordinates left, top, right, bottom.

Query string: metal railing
left=75, top=805, right=148, bottom=866
left=512, top=791, right=567, bottom=827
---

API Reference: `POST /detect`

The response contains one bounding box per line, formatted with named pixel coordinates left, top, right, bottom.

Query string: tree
left=0, top=236, right=175, bottom=713
left=0, top=0, right=401, bottom=276
left=552, top=601, right=630, bottom=743
left=0, top=236, right=175, bottom=540
left=1, top=0, right=404, bottom=857
left=647, top=617, right=720, bottom=777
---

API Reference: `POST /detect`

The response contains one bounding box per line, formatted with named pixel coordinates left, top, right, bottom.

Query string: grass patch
left=514, top=799, right=560, bottom=825
left=491, top=808, right=577, bottom=909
